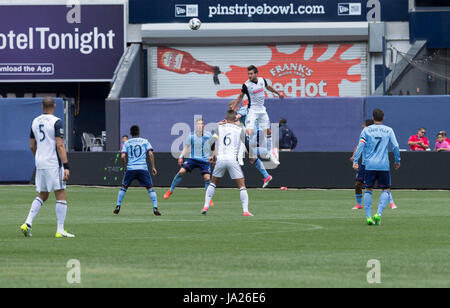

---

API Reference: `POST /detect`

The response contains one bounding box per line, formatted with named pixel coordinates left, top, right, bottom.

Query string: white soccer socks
left=25, top=197, right=44, bottom=227
left=204, top=183, right=216, bottom=209
left=55, top=200, right=67, bottom=234
left=240, top=188, right=249, bottom=213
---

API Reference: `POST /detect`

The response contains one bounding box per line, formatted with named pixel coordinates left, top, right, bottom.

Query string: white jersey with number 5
left=30, top=114, right=64, bottom=169
left=217, top=123, right=245, bottom=161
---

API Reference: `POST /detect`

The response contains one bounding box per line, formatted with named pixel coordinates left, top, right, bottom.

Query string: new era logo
left=338, top=3, right=361, bottom=16
left=175, top=4, right=199, bottom=17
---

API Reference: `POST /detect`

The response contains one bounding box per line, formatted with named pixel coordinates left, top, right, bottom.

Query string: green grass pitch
left=0, top=185, right=449, bottom=288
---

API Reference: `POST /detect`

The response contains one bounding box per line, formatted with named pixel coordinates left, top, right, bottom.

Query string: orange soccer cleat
left=163, top=190, right=172, bottom=200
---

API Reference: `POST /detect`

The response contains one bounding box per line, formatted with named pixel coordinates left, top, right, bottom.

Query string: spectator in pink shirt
left=435, top=133, right=450, bottom=152
left=439, top=130, right=450, bottom=144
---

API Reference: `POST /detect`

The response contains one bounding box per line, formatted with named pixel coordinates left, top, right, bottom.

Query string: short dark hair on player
left=226, top=110, right=237, bottom=121
left=372, top=109, right=384, bottom=122
left=42, top=97, right=55, bottom=109
left=130, top=125, right=140, bottom=137
left=247, top=65, right=258, bottom=74
left=279, top=118, right=287, bottom=125
left=365, top=119, right=374, bottom=126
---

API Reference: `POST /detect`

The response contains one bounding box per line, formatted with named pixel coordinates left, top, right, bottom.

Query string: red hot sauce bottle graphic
left=157, top=47, right=221, bottom=85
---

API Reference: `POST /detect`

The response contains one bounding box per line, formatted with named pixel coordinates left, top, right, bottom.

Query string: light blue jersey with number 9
left=122, top=138, right=153, bottom=171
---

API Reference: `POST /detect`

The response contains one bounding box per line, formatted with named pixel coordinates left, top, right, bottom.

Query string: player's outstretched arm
left=229, top=92, right=245, bottom=110
left=148, top=150, right=157, bottom=175
left=56, top=137, right=70, bottom=181
left=266, top=85, right=285, bottom=99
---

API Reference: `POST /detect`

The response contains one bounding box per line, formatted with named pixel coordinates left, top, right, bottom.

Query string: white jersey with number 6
left=217, top=123, right=245, bottom=161
left=30, top=114, right=64, bottom=170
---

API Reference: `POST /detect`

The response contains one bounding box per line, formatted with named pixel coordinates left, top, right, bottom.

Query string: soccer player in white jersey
left=229, top=65, right=284, bottom=165
left=201, top=110, right=253, bottom=217
left=20, top=97, right=74, bottom=238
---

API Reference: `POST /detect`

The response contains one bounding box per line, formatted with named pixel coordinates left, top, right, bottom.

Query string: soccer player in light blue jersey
left=351, top=119, right=397, bottom=210
left=353, top=109, right=401, bottom=225
left=234, top=104, right=274, bottom=188
left=114, top=125, right=160, bottom=216
left=164, top=119, right=218, bottom=206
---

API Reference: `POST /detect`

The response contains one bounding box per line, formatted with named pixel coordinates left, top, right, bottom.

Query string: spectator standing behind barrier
left=435, top=133, right=450, bottom=152
left=121, top=135, right=129, bottom=151
left=408, top=128, right=430, bottom=151
left=278, top=118, right=298, bottom=151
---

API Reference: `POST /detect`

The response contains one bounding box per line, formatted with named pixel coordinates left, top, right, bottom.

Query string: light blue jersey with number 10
left=354, top=124, right=400, bottom=171
left=122, top=137, right=153, bottom=171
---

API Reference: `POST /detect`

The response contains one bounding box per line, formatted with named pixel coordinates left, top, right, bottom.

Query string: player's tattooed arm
left=266, top=85, right=285, bottom=99
left=148, top=150, right=157, bottom=175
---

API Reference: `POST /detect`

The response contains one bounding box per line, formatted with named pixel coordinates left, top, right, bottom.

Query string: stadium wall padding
left=119, top=97, right=365, bottom=152
left=66, top=152, right=450, bottom=189
left=365, top=96, right=450, bottom=150
left=0, top=98, right=64, bottom=182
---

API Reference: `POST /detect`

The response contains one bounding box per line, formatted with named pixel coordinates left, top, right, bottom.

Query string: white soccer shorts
left=212, top=160, right=244, bottom=180
left=35, top=167, right=66, bottom=192
left=245, top=110, right=270, bottom=131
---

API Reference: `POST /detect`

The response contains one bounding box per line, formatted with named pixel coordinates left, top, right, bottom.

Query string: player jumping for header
left=21, top=97, right=74, bottom=238
left=114, top=125, right=160, bottom=216
left=164, top=118, right=217, bottom=206
left=229, top=65, right=284, bottom=166
left=353, top=109, right=401, bottom=226
left=202, top=110, right=252, bottom=217
left=234, top=103, right=274, bottom=188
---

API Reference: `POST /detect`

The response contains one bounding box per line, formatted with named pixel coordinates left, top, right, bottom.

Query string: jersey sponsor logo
left=252, top=88, right=264, bottom=94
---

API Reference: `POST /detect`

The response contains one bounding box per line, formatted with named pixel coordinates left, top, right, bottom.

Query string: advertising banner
left=130, top=0, right=409, bottom=23
left=0, top=4, right=125, bottom=82
left=151, top=44, right=367, bottom=98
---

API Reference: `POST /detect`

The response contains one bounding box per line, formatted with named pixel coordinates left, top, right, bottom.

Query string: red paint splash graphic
left=217, top=44, right=361, bottom=99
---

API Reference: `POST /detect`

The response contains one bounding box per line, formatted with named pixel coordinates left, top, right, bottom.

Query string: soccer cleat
left=153, top=208, right=161, bottom=216
left=262, top=175, right=273, bottom=188
left=209, top=200, right=214, bottom=207
left=113, top=206, right=121, bottom=215
left=20, top=223, right=32, bottom=237
left=390, top=203, right=397, bottom=210
left=352, top=204, right=363, bottom=210
left=163, top=190, right=172, bottom=200
left=269, top=153, right=280, bottom=166
left=243, top=212, right=254, bottom=217
left=55, top=230, right=75, bottom=238
left=201, top=207, right=209, bottom=215
left=366, top=217, right=374, bottom=225
left=373, top=213, right=381, bottom=225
